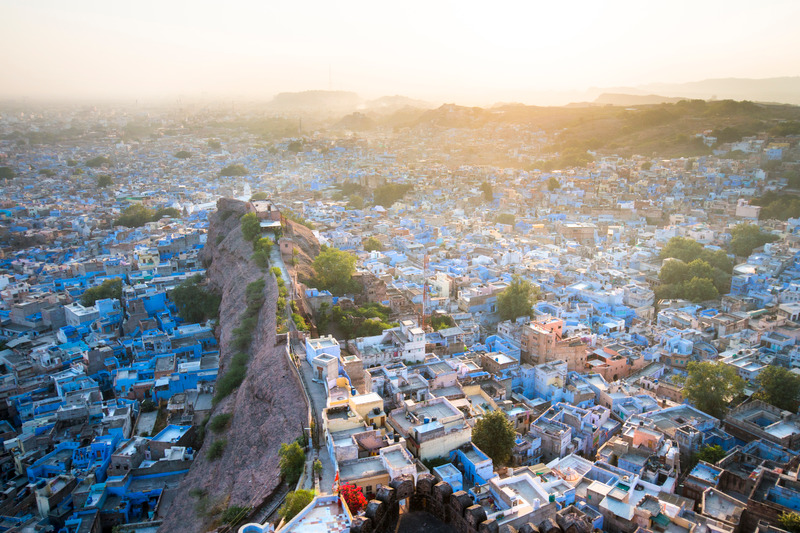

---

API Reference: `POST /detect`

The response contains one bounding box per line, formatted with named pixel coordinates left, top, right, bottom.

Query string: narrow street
left=270, top=240, right=336, bottom=495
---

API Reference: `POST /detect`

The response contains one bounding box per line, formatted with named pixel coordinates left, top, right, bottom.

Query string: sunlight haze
left=2, top=0, right=799, bottom=104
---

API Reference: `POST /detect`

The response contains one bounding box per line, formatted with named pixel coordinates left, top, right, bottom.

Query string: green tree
left=496, top=276, right=539, bottom=321
left=683, top=277, right=719, bottom=302
left=279, top=490, right=315, bottom=521
left=471, top=410, right=516, bottom=466
left=208, top=139, right=221, bottom=150
left=153, top=207, right=180, bottom=219
left=480, top=181, right=493, bottom=202
left=430, top=314, right=455, bottom=331
left=546, top=177, right=560, bottom=191
left=373, top=183, right=412, bottom=207
left=171, top=274, right=221, bottom=323
left=729, top=224, right=778, bottom=257
left=363, top=236, right=383, bottom=252
left=174, top=150, right=192, bottom=159
left=85, top=156, right=111, bottom=168
left=279, top=442, right=305, bottom=485
left=754, top=365, right=800, bottom=412
left=96, top=174, right=113, bottom=188
left=115, top=204, right=155, bottom=227
left=240, top=212, right=261, bottom=242
left=696, top=444, right=726, bottom=464
left=0, top=166, right=16, bottom=180
left=348, top=194, right=365, bottom=210
left=80, top=278, right=122, bottom=307
left=779, top=511, right=800, bottom=533
left=220, top=164, right=248, bottom=177
left=706, top=249, right=734, bottom=274
left=496, top=213, right=515, bottom=226
left=683, top=362, right=744, bottom=419
left=312, top=247, right=357, bottom=295
left=687, top=259, right=714, bottom=281
left=659, top=259, right=688, bottom=285
left=661, top=237, right=704, bottom=263
left=251, top=191, right=269, bottom=201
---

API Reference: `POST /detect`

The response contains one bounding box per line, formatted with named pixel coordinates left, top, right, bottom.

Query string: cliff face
left=281, top=218, right=320, bottom=284
left=160, top=199, right=308, bottom=533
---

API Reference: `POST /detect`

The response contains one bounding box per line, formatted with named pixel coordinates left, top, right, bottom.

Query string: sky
left=2, top=0, right=799, bottom=105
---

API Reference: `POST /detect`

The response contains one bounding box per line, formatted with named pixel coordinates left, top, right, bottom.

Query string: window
left=365, top=485, right=372, bottom=493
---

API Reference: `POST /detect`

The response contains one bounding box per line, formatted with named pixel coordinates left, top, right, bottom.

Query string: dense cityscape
left=0, top=97, right=799, bottom=533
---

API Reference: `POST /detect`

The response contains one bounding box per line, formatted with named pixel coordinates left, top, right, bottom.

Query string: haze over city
left=2, top=0, right=800, bottom=104
left=5, top=2, right=800, bottom=533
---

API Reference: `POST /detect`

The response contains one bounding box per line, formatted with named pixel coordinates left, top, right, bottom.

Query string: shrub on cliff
left=209, top=413, right=232, bottom=433
left=241, top=212, right=261, bottom=242
left=208, top=439, right=226, bottom=460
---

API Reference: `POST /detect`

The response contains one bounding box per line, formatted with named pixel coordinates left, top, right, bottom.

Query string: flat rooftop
left=339, top=456, right=386, bottom=482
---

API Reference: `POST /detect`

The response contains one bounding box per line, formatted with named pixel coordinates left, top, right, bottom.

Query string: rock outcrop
left=159, top=198, right=308, bottom=533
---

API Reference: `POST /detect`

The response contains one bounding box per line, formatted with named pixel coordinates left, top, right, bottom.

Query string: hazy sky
left=2, top=0, right=799, bottom=105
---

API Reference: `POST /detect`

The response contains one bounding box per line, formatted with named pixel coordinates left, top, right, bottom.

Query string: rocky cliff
left=160, top=198, right=308, bottom=533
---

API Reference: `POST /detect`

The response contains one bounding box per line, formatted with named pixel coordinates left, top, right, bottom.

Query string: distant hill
left=332, top=112, right=376, bottom=131
left=594, top=93, right=684, bottom=106
left=267, top=90, right=361, bottom=112
left=365, top=95, right=433, bottom=112
left=640, top=77, right=800, bottom=105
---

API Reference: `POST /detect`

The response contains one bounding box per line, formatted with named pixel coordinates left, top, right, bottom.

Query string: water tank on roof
left=424, top=417, right=430, bottom=424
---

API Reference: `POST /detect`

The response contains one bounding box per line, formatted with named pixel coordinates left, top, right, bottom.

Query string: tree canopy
left=0, top=167, right=15, bottom=180
left=496, top=213, right=516, bottom=226
left=96, top=174, right=113, bottom=188
left=219, top=164, right=249, bottom=177
left=363, top=236, right=383, bottom=252
left=480, top=181, right=493, bottom=202
left=754, top=365, right=800, bottom=412
left=373, top=183, right=412, bottom=207
left=279, top=490, right=315, bottom=521
left=153, top=207, right=180, bottom=220
left=657, top=238, right=733, bottom=301
left=547, top=177, right=561, bottom=191
left=696, top=444, right=726, bottom=465
left=115, top=204, right=155, bottom=228
left=174, top=150, right=192, bottom=159
left=471, top=410, right=516, bottom=466
left=240, top=212, right=262, bottom=242
left=497, top=276, right=539, bottom=321
left=80, top=278, right=122, bottom=307
left=279, top=442, right=305, bottom=485
left=250, top=191, right=269, bottom=201
left=115, top=204, right=180, bottom=227
left=753, top=191, right=800, bottom=221
left=311, top=246, right=358, bottom=295
left=85, top=156, right=111, bottom=168
left=682, top=361, right=744, bottom=419
left=170, top=274, right=220, bottom=324
left=729, top=223, right=778, bottom=257
left=779, top=511, right=800, bottom=533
